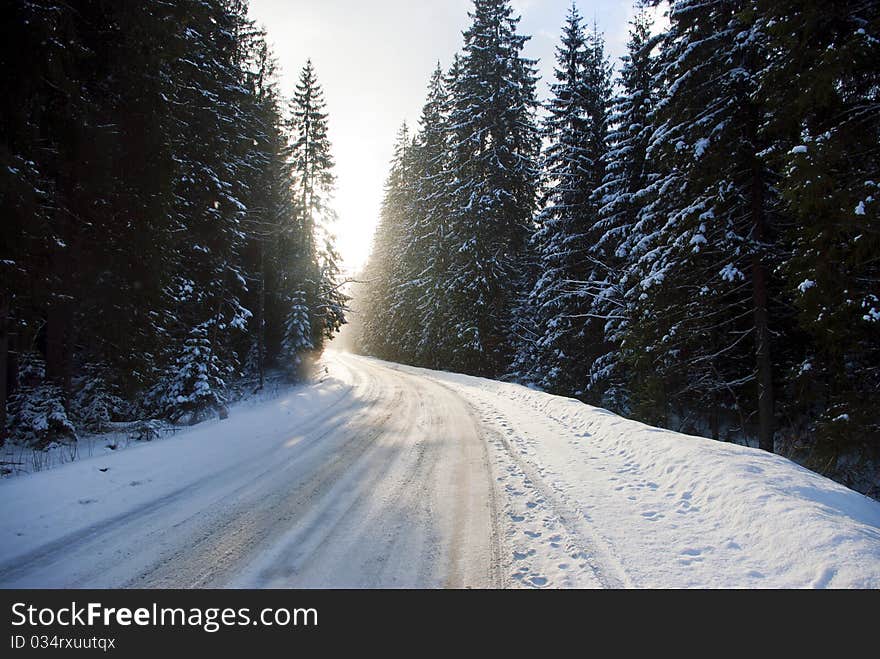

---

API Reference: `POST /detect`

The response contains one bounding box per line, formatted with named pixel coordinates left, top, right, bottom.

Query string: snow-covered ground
left=401, top=361, right=880, bottom=588
left=1, top=351, right=878, bottom=588
left=0, top=377, right=292, bottom=478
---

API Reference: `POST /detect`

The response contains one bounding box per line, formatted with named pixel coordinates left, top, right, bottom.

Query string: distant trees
left=360, top=0, right=540, bottom=377
left=356, top=0, right=879, bottom=495
left=1, top=1, right=345, bottom=442
left=359, top=123, right=416, bottom=362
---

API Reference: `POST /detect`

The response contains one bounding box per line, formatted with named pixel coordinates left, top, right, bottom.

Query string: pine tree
left=157, top=322, right=233, bottom=425
left=316, top=236, right=348, bottom=342
left=280, top=291, right=314, bottom=376
left=236, top=32, right=293, bottom=385
left=760, top=0, right=880, bottom=476
left=444, top=0, right=540, bottom=376
left=515, top=7, right=612, bottom=397
left=155, top=0, right=255, bottom=420
left=412, top=64, right=456, bottom=367
left=359, top=124, right=415, bottom=361
left=373, top=65, right=459, bottom=368
left=285, top=60, right=343, bottom=363
left=626, top=0, right=783, bottom=446
left=589, top=10, right=659, bottom=410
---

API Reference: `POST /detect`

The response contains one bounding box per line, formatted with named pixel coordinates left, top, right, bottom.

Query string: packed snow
left=1, top=351, right=878, bottom=589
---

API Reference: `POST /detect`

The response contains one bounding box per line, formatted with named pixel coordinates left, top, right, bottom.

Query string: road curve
left=0, top=352, right=504, bottom=589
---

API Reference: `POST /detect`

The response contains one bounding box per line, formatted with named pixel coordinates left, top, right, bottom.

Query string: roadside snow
left=394, top=362, right=880, bottom=589
left=0, top=378, right=293, bottom=479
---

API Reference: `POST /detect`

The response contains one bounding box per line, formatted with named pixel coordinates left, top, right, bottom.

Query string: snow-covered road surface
left=1, top=351, right=879, bottom=588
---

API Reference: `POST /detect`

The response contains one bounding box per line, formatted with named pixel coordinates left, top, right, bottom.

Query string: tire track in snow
left=422, top=375, right=634, bottom=589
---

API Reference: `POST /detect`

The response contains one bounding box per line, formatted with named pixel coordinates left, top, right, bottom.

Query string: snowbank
left=402, top=363, right=880, bottom=588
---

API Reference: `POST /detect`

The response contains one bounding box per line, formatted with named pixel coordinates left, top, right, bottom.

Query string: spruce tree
left=760, top=0, right=880, bottom=475
left=359, top=124, right=415, bottom=361
left=626, top=0, right=783, bottom=446
left=237, top=34, right=292, bottom=384
left=444, top=0, right=540, bottom=376
left=515, top=6, right=612, bottom=397
left=589, top=10, right=659, bottom=410
left=284, top=60, right=344, bottom=368
left=412, top=65, right=456, bottom=368
left=155, top=0, right=255, bottom=420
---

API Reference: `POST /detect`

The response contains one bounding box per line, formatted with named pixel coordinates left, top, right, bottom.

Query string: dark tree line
left=1, top=1, right=345, bottom=446
left=357, top=0, right=879, bottom=495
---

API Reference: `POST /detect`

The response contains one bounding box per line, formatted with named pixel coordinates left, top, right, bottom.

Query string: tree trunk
left=0, top=293, right=9, bottom=444
left=752, top=257, right=775, bottom=452
left=45, top=293, right=73, bottom=403
left=751, top=155, right=775, bottom=453
left=257, top=239, right=265, bottom=390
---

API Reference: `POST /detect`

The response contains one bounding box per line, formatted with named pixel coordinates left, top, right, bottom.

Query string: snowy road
left=2, top=351, right=879, bottom=588
left=0, top=353, right=504, bottom=588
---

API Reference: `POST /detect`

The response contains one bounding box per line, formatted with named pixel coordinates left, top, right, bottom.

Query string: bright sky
left=247, top=0, right=665, bottom=274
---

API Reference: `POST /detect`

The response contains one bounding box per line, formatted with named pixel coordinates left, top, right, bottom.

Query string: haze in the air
left=246, top=0, right=660, bottom=273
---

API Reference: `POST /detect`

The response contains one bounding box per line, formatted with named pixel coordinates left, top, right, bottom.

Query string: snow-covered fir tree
left=514, top=5, right=612, bottom=397
left=759, top=0, right=880, bottom=479
left=625, top=0, right=783, bottom=446
left=359, top=124, right=415, bottom=362
left=316, top=236, right=348, bottom=343
left=588, top=10, right=659, bottom=411
left=280, top=291, right=314, bottom=377
left=154, top=322, right=234, bottom=425
left=444, top=0, right=540, bottom=376
left=286, top=60, right=345, bottom=366
left=235, top=31, right=287, bottom=386
left=368, top=66, right=457, bottom=368
left=411, top=64, right=457, bottom=367
left=151, top=0, right=255, bottom=422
